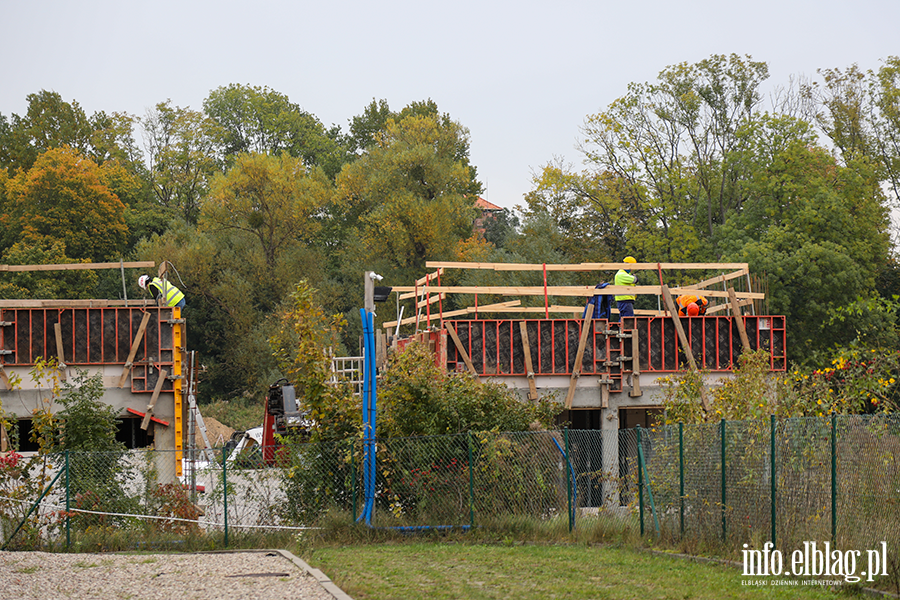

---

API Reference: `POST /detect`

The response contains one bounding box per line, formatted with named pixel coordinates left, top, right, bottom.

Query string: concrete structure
left=386, top=261, right=786, bottom=506
left=0, top=300, right=186, bottom=477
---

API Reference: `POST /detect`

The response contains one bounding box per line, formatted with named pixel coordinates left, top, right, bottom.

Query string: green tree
left=269, top=281, right=357, bottom=442
left=336, top=111, right=481, bottom=284
left=378, top=342, right=556, bottom=437
left=718, top=133, right=890, bottom=357
left=0, top=90, right=93, bottom=174
left=141, top=100, right=222, bottom=224
left=54, top=370, right=125, bottom=452
left=4, top=147, right=128, bottom=261
left=202, top=152, right=333, bottom=272
left=203, top=84, right=348, bottom=178
left=0, top=241, right=98, bottom=299
left=579, top=54, right=769, bottom=260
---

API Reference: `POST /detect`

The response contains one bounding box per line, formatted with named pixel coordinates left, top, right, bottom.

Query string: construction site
left=0, top=259, right=784, bottom=485
left=386, top=260, right=784, bottom=430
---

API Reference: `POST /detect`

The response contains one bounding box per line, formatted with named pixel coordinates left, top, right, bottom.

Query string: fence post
left=351, top=440, right=357, bottom=523
left=770, top=414, right=776, bottom=547
left=679, top=423, right=684, bottom=537
left=637, top=425, right=644, bottom=537
left=65, top=450, right=70, bottom=550
left=222, top=447, right=228, bottom=547
left=565, top=428, right=573, bottom=533
left=721, top=419, right=726, bottom=543
left=467, top=431, right=475, bottom=529
left=831, top=413, right=837, bottom=542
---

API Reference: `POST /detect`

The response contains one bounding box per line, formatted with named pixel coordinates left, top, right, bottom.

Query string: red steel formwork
left=0, top=307, right=176, bottom=393
left=444, top=315, right=786, bottom=385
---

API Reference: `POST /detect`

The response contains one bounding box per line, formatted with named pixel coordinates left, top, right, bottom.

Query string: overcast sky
left=2, top=0, right=898, bottom=209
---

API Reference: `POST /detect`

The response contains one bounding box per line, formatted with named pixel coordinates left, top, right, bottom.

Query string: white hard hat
left=138, top=275, right=149, bottom=289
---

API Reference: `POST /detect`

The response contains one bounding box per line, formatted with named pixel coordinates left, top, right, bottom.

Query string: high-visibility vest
left=676, top=294, right=708, bottom=315
left=150, top=277, right=185, bottom=308
left=614, top=269, right=636, bottom=301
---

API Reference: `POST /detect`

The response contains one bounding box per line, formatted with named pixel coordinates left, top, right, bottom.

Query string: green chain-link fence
left=0, top=415, right=898, bottom=558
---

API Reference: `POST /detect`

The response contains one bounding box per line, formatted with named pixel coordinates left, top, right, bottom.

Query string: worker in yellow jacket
left=139, top=275, right=186, bottom=309
left=614, top=256, right=638, bottom=319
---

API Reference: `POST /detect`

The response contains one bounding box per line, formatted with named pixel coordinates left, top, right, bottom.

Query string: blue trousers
left=617, top=300, right=634, bottom=319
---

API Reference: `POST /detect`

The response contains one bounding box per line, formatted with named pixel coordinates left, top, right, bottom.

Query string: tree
left=269, top=281, right=357, bottom=442
left=718, top=134, right=891, bottom=357
left=336, top=110, right=482, bottom=284
left=202, top=152, right=333, bottom=271
left=0, top=91, right=93, bottom=174
left=0, top=241, right=98, bottom=299
left=141, top=100, right=222, bottom=224
left=378, top=342, right=555, bottom=437
left=579, top=54, right=769, bottom=260
left=203, top=84, right=348, bottom=178
left=4, top=147, right=128, bottom=261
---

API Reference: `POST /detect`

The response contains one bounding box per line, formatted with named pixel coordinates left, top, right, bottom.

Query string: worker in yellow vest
left=138, top=274, right=186, bottom=309
left=614, top=256, right=638, bottom=319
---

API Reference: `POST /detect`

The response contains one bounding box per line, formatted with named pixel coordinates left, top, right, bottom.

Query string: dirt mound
left=194, top=416, right=235, bottom=447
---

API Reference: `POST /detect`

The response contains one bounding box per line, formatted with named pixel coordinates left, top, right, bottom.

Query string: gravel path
left=0, top=549, right=350, bottom=600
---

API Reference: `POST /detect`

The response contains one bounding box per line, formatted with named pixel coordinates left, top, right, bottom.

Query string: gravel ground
left=0, top=549, right=349, bottom=600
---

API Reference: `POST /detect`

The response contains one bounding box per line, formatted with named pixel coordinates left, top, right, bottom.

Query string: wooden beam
left=54, top=322, right=66, bottom=381
left=630, top=326, right=642, bottom=398
left=140, top=368, right=169, bottom=430
left=728, top=287, right=752, bottom=352
left=117, top=311, right=152, bottom=388
left=706, top=299, right=752, bottom=314
left=519, top=321, right=538, bottom=401
left=0, top=299, right=157, bottom=308
left=426, top=261, right=749, bottom=272
left=399, top=285, right=763, bottom=301
left=564, top=305, right=594, bottom=409
left=681, top=268, right=749, bottom=290
left=661, top=285, right=710, bottom=412
left=0, top=261, right=155, bottom=273
left=446, top=323, right=479, bottom=377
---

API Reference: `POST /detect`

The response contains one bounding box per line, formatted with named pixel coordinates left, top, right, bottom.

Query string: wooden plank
left=0, top=423, right=7, bottom=452
left=415, top=267, right=443, bottom=286
left=706, top=299, right=752, bottom=314
left=564, top=305, right=594, bottom=409
left=681, top=268, right=749, bottom=290
left=519, top=321, right=538, bottom=401
left=140, top=368, right=169, bottom=430
left=399, top=285, right=764, bottom=301
left=661, top=285, right=710, bottom=412
left=0, top=299, right=156, bottom=308
left=117, top=311, right=152, bottom=388
left=630, top=326, right=642, bottom=398
left=416, top=292, right=445, bottom=309
left=446, top=323, right=478, bottom=377
left=0, top=261, right=155, bottom=273
left=383, top=304, right=668, bottom=328
left=426, top=261, right=749, bottom=272
left=0, top=367, right=10, bottom=391
left=728, top=287, right=752, bottom=352
left=54, top=322, right=66, bottom=381
left=384, top=301, right=522, bottom=328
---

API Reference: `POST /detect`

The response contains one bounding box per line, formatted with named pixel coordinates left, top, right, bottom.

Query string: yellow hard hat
left=623, top=256, right=637, bottom=264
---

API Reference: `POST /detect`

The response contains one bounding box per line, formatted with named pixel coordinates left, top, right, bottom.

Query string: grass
left=304, top=542, right=854, bottom=600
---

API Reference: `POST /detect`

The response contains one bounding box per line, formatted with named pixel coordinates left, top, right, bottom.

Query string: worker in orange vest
left=676, top=294, right=708, bottom=317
